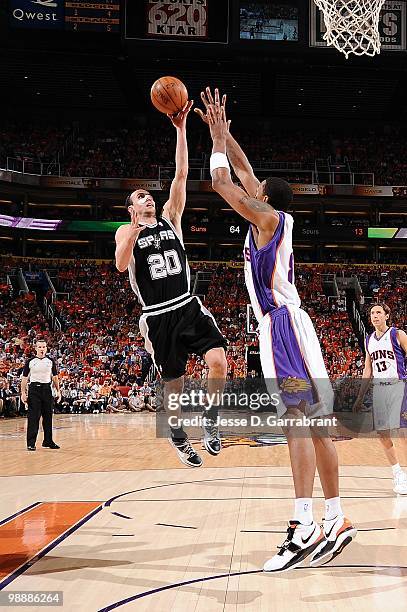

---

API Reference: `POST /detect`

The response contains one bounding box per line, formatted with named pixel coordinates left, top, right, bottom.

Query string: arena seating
left=2, top=121, right=407, bottom=184
left=5, top=259, right=403, bottom=416
left=0, top=121, right=70, bottom=170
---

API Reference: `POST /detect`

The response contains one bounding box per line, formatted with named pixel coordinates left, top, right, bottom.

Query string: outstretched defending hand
left=168, top=99, right=194, bottom=129
left=207, top=100, right=229, bottom=143
left=195, top=87, right=231, bottom=132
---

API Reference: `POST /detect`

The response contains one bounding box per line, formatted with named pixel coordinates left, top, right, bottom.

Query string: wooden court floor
left=1, top=414, right=406, bottom=612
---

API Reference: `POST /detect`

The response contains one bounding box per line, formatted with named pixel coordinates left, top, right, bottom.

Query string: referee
left=20, top=338, right=61, bottom=451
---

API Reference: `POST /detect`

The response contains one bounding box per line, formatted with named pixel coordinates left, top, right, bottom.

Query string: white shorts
left=373, top=381, right=406, bottom=431
left=259, top=304, right=334, bottom=418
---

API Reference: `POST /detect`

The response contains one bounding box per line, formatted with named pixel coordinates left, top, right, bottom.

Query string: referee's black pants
left=27, top=383, right=54, bottom=447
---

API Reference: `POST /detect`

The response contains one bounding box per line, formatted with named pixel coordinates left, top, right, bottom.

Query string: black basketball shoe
left=202, top=415, right=221, bottom=455
left=169, top=436, right=203, bottom=468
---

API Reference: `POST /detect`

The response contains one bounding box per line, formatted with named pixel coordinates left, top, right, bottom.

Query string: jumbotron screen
left=240, top=0, right=299, bottom=41
left=125, top=0, right=229, bottom=43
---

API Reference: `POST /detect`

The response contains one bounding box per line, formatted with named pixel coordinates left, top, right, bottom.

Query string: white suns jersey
left=366, top=327, right=407, bottom=380
left=244, top=211, right=301, bottom=323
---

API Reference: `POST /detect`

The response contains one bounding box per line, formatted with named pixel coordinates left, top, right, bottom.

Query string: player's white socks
left=392, top=463, right=402, bottom=476
left=324, top=496, right=343, bottom=521
left=294, top=498, right=313, bottom=525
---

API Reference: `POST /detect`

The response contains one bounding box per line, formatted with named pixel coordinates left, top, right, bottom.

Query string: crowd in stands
left=0, top=121, right=70, bottom=172
left=296, top=267, right=363, bottom=378
left=0, top=263, right=157, bottom=416
left=332, top=128, right=407, bottom=186
left=61, top=121, right=206, bottom=179
left=359, top=266, right=407, bottom=329
left=1, top=258, right=406, bottom=419
left=2, top=120, right=407, bottom=185
left=0, top=262, right=372, bottom=412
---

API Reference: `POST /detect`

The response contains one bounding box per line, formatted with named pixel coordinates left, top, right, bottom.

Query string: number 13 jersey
left=366, top=327, right=406, bottom=380
left=128, top=216, right=192, bottom=316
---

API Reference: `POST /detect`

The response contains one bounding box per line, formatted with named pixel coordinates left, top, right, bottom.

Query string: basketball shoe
left=202, top=415, right=221, bottom=455
left=310, top=515, right=357, bottom=567
left=263, top=521, right=324, bottom=572
left=393, top=470, right=407, bottom=494
left=169, top=436, right=203, bottom=468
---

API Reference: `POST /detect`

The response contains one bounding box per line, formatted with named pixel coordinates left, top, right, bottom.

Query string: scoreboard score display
left=310, top=0, right=406, bottom=51
left=125, top=0, right=229, bottom=43
left=65, top=1, right=120, bottom=32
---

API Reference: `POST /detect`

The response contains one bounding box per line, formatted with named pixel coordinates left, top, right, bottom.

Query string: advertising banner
left=146, top=0, right=208, bottom=38
left=9, top=0, right=64, bottom=30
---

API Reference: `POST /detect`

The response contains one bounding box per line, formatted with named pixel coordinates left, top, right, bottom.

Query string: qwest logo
left=10, top=0, right=63, bottom=29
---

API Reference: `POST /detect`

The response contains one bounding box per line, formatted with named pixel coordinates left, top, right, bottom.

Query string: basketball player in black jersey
left=115, top=101, right=227, bottom=467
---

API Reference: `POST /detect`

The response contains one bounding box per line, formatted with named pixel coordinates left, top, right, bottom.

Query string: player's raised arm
left=115, top=206, right=145, bottom=273
left=162, top=100, right=193, bottom=234
left=206, top=96, right=279, bottom=232
left=196, top=88, right=260, bottom=197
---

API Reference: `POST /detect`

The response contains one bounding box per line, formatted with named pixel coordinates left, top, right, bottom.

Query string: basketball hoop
left=314, top=0, right=386, bottom=59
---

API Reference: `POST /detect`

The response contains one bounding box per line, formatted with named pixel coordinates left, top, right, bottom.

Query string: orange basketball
left=150, top=76, right=188, bottom=115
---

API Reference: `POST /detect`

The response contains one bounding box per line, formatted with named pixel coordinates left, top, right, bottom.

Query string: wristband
left=210, top=152, right=230, bottom=176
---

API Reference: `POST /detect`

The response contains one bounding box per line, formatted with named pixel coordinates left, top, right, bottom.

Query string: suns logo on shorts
left=280, top=377, right=311, bottom=393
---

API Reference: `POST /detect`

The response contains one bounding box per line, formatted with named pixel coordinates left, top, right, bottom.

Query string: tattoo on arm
left=239, top=195, right=274, bottom=213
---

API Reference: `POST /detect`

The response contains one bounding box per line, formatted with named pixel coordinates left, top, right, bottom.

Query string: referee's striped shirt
left=22, top=356, right=58, bottom=383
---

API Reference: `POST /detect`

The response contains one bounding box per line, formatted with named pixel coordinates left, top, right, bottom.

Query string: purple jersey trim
left=288, top=252, right=294, bottom=285
left=390, top=327, right=407, bottom=380
left=373, top=327, right=391, bottom=342
left=248, top=212, right=285, bottom=315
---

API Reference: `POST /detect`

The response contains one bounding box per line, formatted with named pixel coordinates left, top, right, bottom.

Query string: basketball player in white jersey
left=197, top=88, right=356, bottom=572
left=354, top=303, right=407, bottom=494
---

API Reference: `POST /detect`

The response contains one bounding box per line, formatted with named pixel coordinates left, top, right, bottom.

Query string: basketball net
left=314, top=0, right=386, bottom=59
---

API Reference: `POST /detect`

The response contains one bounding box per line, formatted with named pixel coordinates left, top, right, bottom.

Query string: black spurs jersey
left=128, top=216, right=191, bottom=315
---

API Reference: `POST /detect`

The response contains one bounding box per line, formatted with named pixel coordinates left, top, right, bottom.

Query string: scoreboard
left=65, top=1, right=120, bottom=32
left=9, top=0, right=120, bottom=32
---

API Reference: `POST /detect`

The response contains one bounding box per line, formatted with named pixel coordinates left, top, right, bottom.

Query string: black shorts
left=139, top=297, right=227, bottom=380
